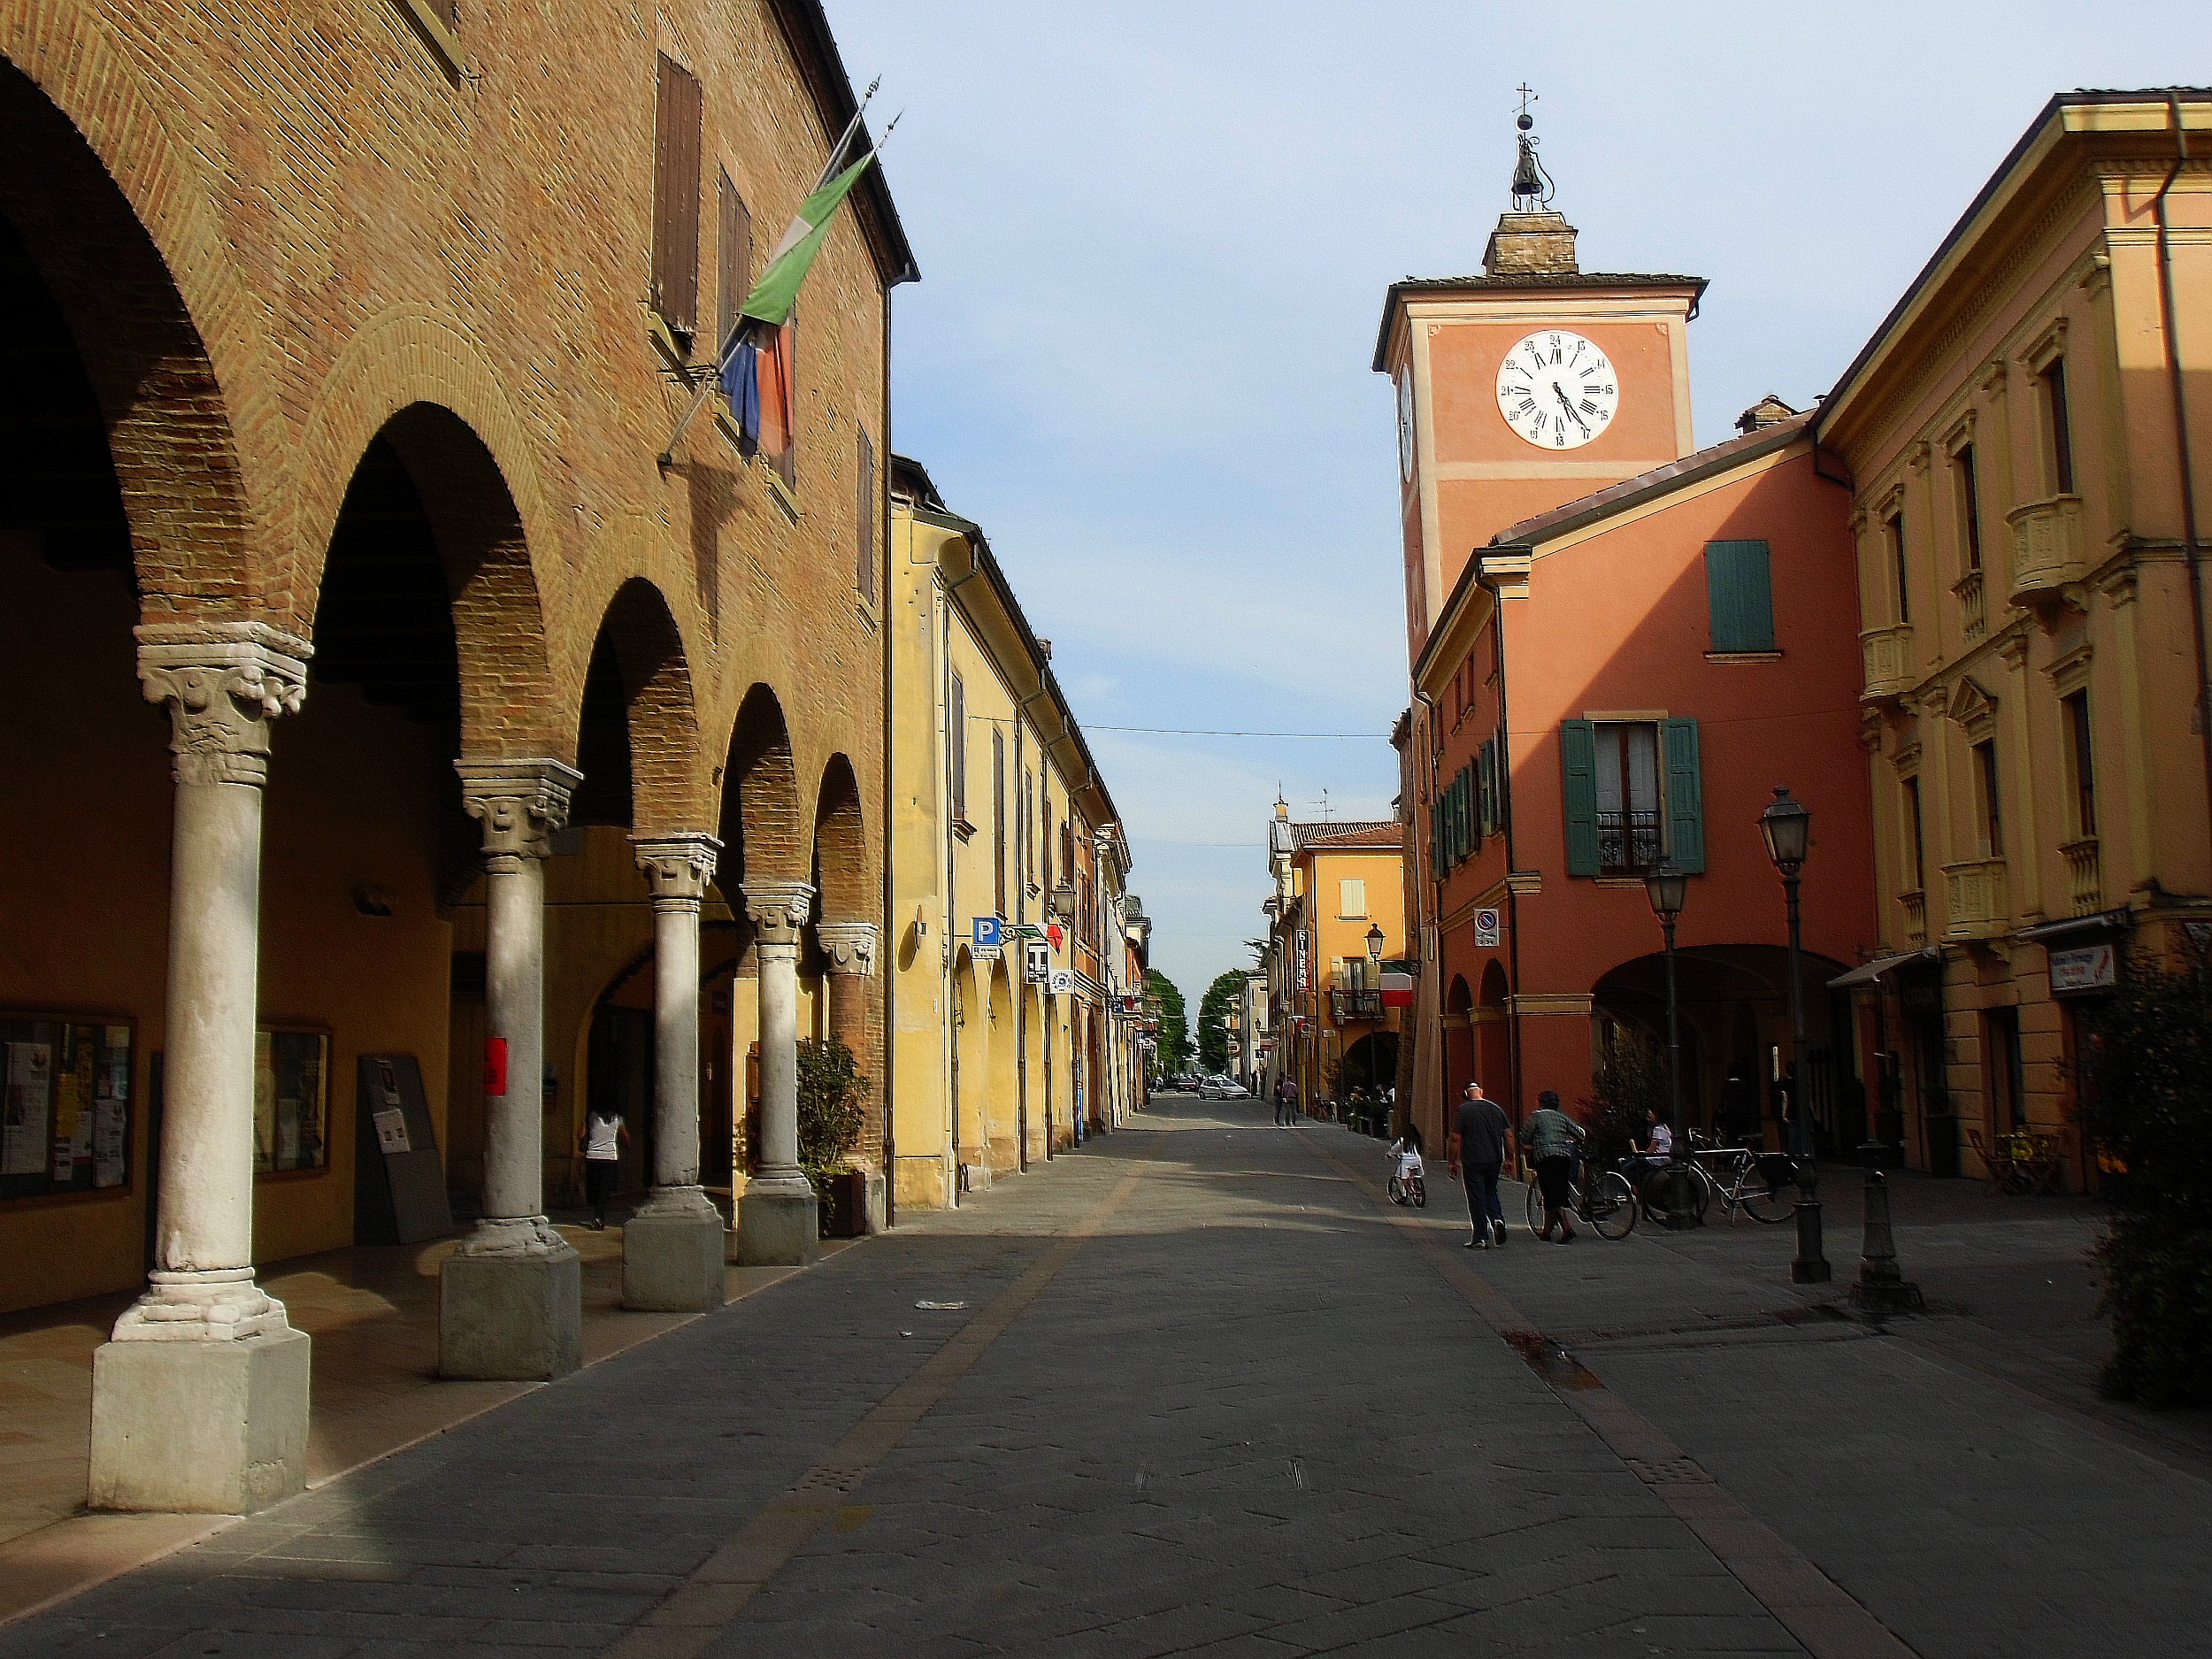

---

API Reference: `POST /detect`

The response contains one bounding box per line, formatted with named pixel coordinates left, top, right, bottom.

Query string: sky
left=829, top=0, right=2208, bottom=1002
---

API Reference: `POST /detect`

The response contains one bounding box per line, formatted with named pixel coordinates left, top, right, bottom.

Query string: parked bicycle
left=1522, top=1155, right=1638, bottom=1240
left=1682, top=1130, right=1798, bottom=1225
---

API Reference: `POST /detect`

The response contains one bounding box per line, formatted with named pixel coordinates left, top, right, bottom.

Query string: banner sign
left=2048, top=942, right=2116, bottom=995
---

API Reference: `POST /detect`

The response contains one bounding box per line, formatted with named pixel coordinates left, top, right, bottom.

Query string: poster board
left=1, top=1013, right=134, bottom=1202
left=352, top=1054, right=452, bottom=1245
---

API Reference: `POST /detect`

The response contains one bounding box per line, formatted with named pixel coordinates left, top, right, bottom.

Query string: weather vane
left=1510, top=83, right=1555, bottom=209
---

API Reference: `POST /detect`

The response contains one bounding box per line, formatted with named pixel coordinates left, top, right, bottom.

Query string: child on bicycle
left=1387, top=1121, right=1425, bottom=1183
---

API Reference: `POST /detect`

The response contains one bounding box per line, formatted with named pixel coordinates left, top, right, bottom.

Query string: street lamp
left=1760, top=785, right=1830, bottom=1283
left=1644, top=863, right=1691, bottom=1225
left=1365, top=923, right=1386, bottom=964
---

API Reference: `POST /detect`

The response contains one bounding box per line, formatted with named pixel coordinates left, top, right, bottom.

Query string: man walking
left=1447, top=1079, right=1511, bottom=1248
left=1524, top=1089, right=1587, bottom=1243
left=1273, top=1073, right=1301, bottom=1127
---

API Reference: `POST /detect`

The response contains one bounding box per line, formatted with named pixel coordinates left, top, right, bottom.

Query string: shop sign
left=1474, top=907, right=1502, bottom=949
left=2048, top=942, right=2116, bottom=995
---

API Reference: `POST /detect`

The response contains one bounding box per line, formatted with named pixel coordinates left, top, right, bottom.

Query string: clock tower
left=1375, top=102, right=1705, bottom=662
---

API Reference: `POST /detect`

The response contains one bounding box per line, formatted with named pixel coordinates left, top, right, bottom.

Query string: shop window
left=1, top=1015, right=134, bottom=1199
left=1704, top=539, right=1776, bottom=653
left=1985, top=1007, right=2026, bottom=1132
left=256, top=1027, right=331, bottom=1175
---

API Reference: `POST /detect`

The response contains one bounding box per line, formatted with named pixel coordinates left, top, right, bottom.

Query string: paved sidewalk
left=3, top=1101, right=2207, bottom=1656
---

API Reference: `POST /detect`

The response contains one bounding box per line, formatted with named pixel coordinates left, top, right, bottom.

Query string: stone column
left=818, top=920, right=883, bottom=1232
left=737, top=879, right=818, bottom=1264
left=441, top=758, right=584, bottom=1380
left=623, top=833, right=727, bottom=1310
left=90, top=623, right=313, bottom=1515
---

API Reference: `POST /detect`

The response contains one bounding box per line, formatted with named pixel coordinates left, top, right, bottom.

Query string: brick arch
left=810, top=755, right=868, bottom=924
left=332, top=403, right=560, bottom=758
left=291, top=306, right=557, bottom=632
left=717, top=683, right=807, bottom=889
left=575, top=577, right=706, bottom=833
left=0, top=51, right=265, bottom=616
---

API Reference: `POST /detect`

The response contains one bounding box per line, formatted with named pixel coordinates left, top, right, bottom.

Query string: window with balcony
left=2040, top=357, right=2075, bottom=495
left=1887, top=511, right=1910, bottom=624
left=1972, top=738, right=2003, bottom=857
left=1595, top=721, right=1661, bottom=872
left=1953, top=444, right=1983, bottom=571
left=1901, top=774, right=1926, bottom=891
left=2064, top=692, right=2097, bottom=839
left=1563, top=717, right=1704, bottom=877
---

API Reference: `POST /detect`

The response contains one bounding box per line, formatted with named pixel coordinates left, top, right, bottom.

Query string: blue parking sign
left=972, top=916, right=1002, bottom=949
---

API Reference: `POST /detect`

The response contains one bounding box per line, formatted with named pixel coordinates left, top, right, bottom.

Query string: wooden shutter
left=1476, top=739, right=1494, bottom=841
left=1662, top=717, right=1706, bottom=873
left=949, top=673, right=966, bottom=821
left=650, top=55, right=703, bottom=338
left=1705, top=540, right=1776, bottom=653
left=717, top=169, right=752, bottom=356
left=1454, top=767, right=1472, bottom=863
left=1562, top=719, right=1600, bottom=876
left=856, top=425, right=877, bottom=603
left=1430, top=796, right=1445, bottom=879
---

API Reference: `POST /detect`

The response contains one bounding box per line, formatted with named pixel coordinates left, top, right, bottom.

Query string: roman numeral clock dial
left=1494, top=330, right=1618, bottom=450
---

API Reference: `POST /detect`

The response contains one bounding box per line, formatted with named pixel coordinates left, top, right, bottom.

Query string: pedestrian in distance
left=1448, top=1079, right=1512, bottom=1248
left=1273, top=1074, right=1301, bottom=1127
left=580, top=1105, right=628, bottom=1231
left=1523, top=1089, right=1586, bottom=1243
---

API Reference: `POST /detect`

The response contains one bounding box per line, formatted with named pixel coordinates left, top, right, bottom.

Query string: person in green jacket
left=1523, top=1089, right=1587, bottom=1243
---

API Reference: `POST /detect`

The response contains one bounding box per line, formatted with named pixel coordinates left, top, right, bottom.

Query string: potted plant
left=796, top=1035, right=871, bottom=1238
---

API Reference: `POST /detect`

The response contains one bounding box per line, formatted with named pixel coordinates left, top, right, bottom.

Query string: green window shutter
left=1663, top=716, right=1706, bottom=873
left=1475, top=741, right=1492, bottom=842
left=1562, top=719, right=1599, bottom=876
left=1452, top=769, right=1469, bottom=863
left=1705, top=540, right=1776, bottom=653
left=1430, top=796, right=1444, bottom=878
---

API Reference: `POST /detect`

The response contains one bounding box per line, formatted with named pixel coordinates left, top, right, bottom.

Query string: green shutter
left=1453, top=768, right=1471, bottom=864
left=1663, top=716, right=1706, bottom=873
left=1705, top=540, right=1776, bottom=653
left=1430, top=795, right=1445, bottom=878
left=1476, top=741, right=1493, bottom=841
left=1562, top=719, right=1599, bottom=876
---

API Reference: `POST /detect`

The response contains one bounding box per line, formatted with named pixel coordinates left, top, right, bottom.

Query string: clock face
left=1495, top=330, right=1618, bottom=450
left=1396, top=374, right=1417, bottom=482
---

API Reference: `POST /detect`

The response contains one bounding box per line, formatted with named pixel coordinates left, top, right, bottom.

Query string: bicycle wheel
left=1525, top=1179, right=1548, bottom=1233
left=1588, top=1171, right=1637, bottom=1239
left=1683, top=1162, right=1715, bottom=1225
left=1739, top=1171, right=1794, bottom=1224
left=1387, top=1175, right=1406, bottom=1206
left=1413, top=1179, right=1426, bottom=1210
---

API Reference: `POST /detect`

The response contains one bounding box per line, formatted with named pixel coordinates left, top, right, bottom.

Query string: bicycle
left=1523, top=1155, right=1638, bottom=1240
left=1684, top=1131, right=1797, bottom=1225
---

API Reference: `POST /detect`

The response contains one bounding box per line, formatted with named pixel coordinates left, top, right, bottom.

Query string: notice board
left=352, top=1054, right=453, bottom=1245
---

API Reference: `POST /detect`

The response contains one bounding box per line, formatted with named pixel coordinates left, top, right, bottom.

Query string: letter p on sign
left=484, top=1037, right=510, bottom=1097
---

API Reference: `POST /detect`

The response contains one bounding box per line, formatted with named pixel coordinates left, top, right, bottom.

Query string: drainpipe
left=2152, top=93, right=2212, bottom=879
left=879, top=294, right=896, bottom=1229
left=942, top=548, right=987, bottom=1202
left=1479, top=571, right=1529, bottom=1138
left=1411, top=686, right=1442, bottom=1138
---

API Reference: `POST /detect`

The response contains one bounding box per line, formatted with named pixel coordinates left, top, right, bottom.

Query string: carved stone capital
left=632, top=833, right=721, bottom=907
left=135, top=621, right=311, bottom=787
left=817, top=920, right=880, bottom=978
left=457, top=758, right=583, bottom=867
left=743, top=879, right=816, bottom=946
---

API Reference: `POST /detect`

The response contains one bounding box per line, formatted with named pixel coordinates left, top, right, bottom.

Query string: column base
left=89, top=1326, right=311, bottom=1514
left=440, top=1221, right=582, bottom=1380
left=623, top=1189, right=729, bottom=1311
left=736, top=1179, right=818, bottom=1266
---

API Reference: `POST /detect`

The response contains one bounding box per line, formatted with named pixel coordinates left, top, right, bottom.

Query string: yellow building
left=1260, top=803, right=1407, bottom=1115
left=1824, top=92, right=2212, bottom=1189
left=887, top=458, right=1136, bottom=1210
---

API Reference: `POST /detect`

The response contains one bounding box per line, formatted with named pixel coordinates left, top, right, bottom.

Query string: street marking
left=1302, top=1133, right=1924, bottom=1659
left=603, top=1149, right=1152, bottom=1658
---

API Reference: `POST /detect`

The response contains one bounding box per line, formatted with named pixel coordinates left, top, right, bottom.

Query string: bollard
left=1847, top=1171, right=1924, bottom=1312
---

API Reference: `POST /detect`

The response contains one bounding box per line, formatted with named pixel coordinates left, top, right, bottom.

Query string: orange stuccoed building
left=1379, top=134, right=1877, bottom=1161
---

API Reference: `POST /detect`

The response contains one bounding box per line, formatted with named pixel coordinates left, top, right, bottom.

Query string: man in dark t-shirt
left=1447, top=1080, right=1512, bottom=1248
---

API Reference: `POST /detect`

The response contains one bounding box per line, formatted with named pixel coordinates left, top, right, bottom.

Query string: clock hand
left=1553, top=382, right=1590, bottom=433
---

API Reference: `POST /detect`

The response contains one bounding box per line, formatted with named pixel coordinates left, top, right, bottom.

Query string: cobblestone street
left=6, top=1098, right=2208, bottom=1658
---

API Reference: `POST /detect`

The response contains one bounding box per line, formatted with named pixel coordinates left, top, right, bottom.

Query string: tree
left=1147, top=969, right=1191, bottom=1075
left=795, top=1036, right=870, bottom=1183
left=1198, top=970, right=1246, bottom=1073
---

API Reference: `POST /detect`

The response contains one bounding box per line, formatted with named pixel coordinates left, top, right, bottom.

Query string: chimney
left=1734, top=394, right=1800, bottom=435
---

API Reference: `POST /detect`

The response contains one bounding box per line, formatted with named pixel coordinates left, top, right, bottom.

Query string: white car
left=1200, top=1075, right=1251, bottom=1099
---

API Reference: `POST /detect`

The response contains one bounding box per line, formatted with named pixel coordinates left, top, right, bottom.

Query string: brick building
left=0, top=0, right=912, bottom=1511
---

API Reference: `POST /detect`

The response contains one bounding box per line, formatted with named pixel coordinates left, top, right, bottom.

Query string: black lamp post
left=1644, top=862, right=1691, bottom=1223
left=1760, top=785, right=1830, bottom=1283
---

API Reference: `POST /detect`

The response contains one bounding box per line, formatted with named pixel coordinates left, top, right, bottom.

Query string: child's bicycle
left=1387, top=1149, right=1427, bottom=1208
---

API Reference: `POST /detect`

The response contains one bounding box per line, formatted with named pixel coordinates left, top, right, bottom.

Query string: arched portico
left=811, top=757, right=880, bottom=1219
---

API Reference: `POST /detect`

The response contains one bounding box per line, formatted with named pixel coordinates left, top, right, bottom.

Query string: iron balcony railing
left=1597, top=809, right=1663, bottom=874
left=1330, top=989, right=1384, bottom=1023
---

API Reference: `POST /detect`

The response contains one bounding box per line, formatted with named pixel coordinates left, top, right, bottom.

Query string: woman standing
left=580, top=1107, right=628, bottom=1231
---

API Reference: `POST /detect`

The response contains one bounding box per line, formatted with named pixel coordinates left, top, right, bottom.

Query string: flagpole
left=657, top=81, right=883, bottom=467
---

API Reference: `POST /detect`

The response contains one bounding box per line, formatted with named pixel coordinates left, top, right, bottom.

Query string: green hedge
left=2098, top=1220, right=2212, bottom=1407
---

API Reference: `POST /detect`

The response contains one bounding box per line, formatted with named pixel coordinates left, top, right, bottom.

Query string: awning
left=2016, top=907, right=2131, bottom=947
left=1828, top=947, right=1941, bottom=990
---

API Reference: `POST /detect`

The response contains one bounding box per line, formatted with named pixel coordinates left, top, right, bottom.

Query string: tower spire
left=1485, top=84, right=1579, bottom=278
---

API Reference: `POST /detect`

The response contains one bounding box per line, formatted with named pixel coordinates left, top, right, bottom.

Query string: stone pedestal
left=444, top=761, right=584, bottom=1378
left=623, top=1190, right=728, bottom=1310
left=440, top=1226, right=582, bottom=1380
left=737, top=1184, right=820, bottom=1266
left=738, top=880, right=818, bottom=1266
left=89, top=1326, right=311, bottom=1515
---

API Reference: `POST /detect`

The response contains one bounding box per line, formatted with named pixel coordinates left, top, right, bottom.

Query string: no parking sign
left=1473, top=908, right=1502, bottom=948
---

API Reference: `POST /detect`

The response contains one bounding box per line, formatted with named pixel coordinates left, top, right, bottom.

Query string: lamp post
left=1760, top=785, right=1830, bottom=1283
left=1643, top=862, right=1691, bottom=1225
